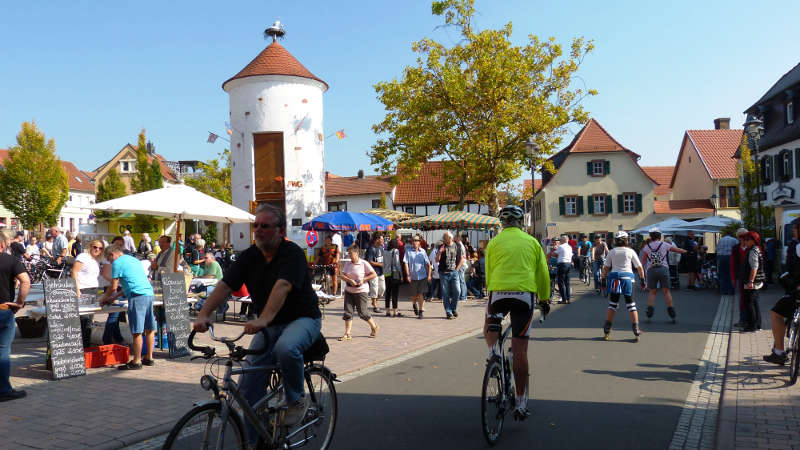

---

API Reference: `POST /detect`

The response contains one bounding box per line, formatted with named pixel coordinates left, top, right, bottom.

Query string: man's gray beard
left=255, top=238, right=279, bottom=253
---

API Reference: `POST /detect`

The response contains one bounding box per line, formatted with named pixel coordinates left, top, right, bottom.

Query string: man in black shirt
left=0, top=229, right=31, bottom=402
left=10, top=232, right=29, bottom=264
left=193, top=204, right=321, bottom=443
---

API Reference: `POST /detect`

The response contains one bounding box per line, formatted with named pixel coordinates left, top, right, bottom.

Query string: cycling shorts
left=772, top=294, right=798, bottom=319
left=486, top=291, right=535, bottom=338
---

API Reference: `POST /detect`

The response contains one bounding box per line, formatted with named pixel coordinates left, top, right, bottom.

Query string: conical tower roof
left=222, top=41, right=328, bottom=91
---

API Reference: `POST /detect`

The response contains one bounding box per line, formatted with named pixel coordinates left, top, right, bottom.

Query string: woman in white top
left=71, top=239, right=104, bottom=347
left=601, top=231, right=646, bottom=341
left=25, top=237, right=40, bottom=259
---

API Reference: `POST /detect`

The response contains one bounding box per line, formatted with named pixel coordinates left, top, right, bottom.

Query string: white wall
left=226, top=75, right=327, bottom=250
left=58, top=190, right=96, bottom=234
left=326, top=193, right=393, bottom=212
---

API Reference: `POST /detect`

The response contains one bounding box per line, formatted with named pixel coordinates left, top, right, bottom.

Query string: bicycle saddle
left=303, top=333, right=329, bottom=362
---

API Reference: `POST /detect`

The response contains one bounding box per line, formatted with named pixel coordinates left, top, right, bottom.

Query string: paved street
left=4, top=278, right=800, bottom=449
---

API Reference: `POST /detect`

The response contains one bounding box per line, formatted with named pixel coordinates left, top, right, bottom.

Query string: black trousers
left=384, top=277, right=401, bottom=309
left=742, top=288, right=761, bottom=330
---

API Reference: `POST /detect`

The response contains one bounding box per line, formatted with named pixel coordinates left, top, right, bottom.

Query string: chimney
left=146, top=141, right=155, bottom=154
left=713, top=118, right=730, bottom=130
left=357, top=169, right=364, bottom=179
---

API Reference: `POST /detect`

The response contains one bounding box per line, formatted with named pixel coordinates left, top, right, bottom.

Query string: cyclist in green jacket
left=484, top=205, right=550, bottom=420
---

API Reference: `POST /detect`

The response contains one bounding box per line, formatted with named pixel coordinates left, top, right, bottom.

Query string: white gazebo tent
left=630, top=217, right=691, bottom=235
left=91, top=184, right=255, bottom=271
left=672, top=215, right=739, bottom=233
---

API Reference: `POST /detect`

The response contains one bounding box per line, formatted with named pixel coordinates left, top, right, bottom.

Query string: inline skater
left=641, top=228, right=687, bottom=323
left=601, top=231, right=646, bottom=341
left=484, top=205, right=550, bottom=420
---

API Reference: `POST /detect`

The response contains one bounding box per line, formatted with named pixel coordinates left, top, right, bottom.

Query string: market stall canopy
left=673, top=215, right=739, bottom=233
left=91, top=184, right=255, bottom=223
left=301, top=211, right=394, bottom=231
left=361, top=208, right=417, bottom=223
left=398, top=211, right=500, bottom=231
left=630, top=217, right=691, bottom=235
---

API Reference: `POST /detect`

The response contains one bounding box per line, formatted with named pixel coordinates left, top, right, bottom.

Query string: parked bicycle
left=777, top=272, right=800, bottom=385
left=164, top=326, right=338, bottom=450
left=26, top=255, right=67, bottom=284
left=481, top=305, right=546, bottom=446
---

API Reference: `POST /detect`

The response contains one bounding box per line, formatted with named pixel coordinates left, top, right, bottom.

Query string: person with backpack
left=740, top=231, right=766, bottom=332
left=641, top=228, right=687, bottom=323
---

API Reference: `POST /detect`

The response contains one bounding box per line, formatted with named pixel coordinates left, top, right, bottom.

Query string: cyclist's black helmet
left=498, top=205, right=524, bottom=228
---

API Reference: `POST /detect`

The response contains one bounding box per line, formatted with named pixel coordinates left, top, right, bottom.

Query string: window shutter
left=559, top=196, right=565, bottom=216
left=617, top=194, right=623, bottom=213
left=587, top=162, right=592, bottom=176
left=577, top=196, right=584, bottom=216
left=796, top=148, right=800, bottom=178
left=604, top=160, right=610, bottom=175
left=761, top=156, right=771, bottom=184
left=786, top=150, right=794, bottom=179
left=635, top=193, right=643, bottom=213
left=773, top=154, right=781, bottom=182
left=606, top=195, right=613, bottom=214
left=587, top=195, right=594, bottom=214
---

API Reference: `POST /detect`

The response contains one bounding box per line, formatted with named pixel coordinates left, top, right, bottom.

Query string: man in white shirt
left=331, top=232, right=343, bottom=261
left=551, top=236, right=574, bottom=303
left=122, top=230, right=136, bottom=254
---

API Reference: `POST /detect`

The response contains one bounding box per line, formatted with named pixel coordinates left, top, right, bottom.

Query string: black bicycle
left=164, top=326, right=338, bottom=449
left=481, top=305, right=546, bottom=446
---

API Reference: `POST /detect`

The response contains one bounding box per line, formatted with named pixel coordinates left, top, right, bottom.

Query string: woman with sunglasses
left=71, top=240, right=105, bottom=347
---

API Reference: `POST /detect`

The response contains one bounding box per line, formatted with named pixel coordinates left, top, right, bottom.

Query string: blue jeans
left=103, top=312, right=125, bottom=345
left=440, top=271, right=461, bottom=315
left=717, top=255, right=734, bottom=295
left=426, top=278, right=441, bottom=300
left=458, top=268, right=467, bottom=301
left=557, top=263, right=571, bottom=301
left=467, top=277, right=484, bottom=298
left=0, top=310, right=15, bottom=394
left=592, top=260, right=603, bottom=290
left=241, top=316, right=321, bottom=444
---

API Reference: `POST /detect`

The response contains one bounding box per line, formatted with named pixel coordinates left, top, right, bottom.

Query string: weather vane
left=264, top=20, right=286, bottom=42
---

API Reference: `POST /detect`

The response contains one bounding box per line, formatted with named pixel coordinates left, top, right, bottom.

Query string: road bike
left=580, top=256, right=591, bottom=287
left=163, top=326, right=338, bottom=450
left=481, top=304, right=546, bottom=446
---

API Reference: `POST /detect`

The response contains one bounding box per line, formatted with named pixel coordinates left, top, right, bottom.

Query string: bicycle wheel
left=163, top=402, right=246, bottom=450
left=301, top=365, right=338, bottom=450
left=584, top=265, right=591, bottom=286
left=789, top=317, right=800, bottom=386
left=481, top=356, right=505, bottom=446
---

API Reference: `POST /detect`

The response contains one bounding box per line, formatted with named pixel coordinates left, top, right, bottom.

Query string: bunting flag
left=206, top=132, right=218, bottom=143
left=225, top=121, right=233, bottom=136
left=335, top=129, right=347, bottom=139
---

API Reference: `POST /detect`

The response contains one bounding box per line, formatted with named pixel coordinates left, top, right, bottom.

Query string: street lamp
left=743, top=116, right=765, bottom=235
left=525, top=138, right=539, bottom=237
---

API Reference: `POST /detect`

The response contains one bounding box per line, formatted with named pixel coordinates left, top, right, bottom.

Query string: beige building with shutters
left=532, top=119, right=657, bottom=243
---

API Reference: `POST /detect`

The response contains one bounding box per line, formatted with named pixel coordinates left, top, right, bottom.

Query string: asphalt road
left=330, top=284, right=721, bottom=450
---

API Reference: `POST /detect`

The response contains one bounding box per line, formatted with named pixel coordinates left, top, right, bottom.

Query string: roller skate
left=632, top=322, right=642, bottom=342
left=667, top=306, right=676, bottom=324
left=645, top=305, right=654, bottom=323
left=603, top=320, right=612, bottom=341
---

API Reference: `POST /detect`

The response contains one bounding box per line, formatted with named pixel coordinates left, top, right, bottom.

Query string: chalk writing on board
left=44, top=279, right=86, bottom=380
left=161, top=273, right=191, bottom=358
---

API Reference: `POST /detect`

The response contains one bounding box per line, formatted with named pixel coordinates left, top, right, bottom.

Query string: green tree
left=737, top=135, right=774, bottom=237
left=129, top=129, right=164, bottom=233
left=379, top=192, right=387, bottom=209
left=370, top=0, right=595, bottom=214
left=94, top=168, right=127, bottom=219
left=184, top=149, right=232, bottom=203
left=0, top=122, right=68, bottom=228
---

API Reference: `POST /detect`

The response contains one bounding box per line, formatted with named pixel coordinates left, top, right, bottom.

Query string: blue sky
left=1, top=1, right=798, bottom=182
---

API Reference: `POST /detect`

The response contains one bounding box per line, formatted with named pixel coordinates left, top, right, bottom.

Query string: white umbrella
left=673, top=215, right=739, bottom=233
left=630, top=217, right=691, bottom=235
left=92, top=184, right=255, bottom=270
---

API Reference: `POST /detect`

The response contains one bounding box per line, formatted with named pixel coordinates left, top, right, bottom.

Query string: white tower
left=223, top=21, right=328, bottom=250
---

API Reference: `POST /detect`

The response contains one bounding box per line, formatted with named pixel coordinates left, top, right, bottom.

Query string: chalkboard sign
left=161, top=273, right=191, bottom=358
left=43, top=279, right=86, bottom=380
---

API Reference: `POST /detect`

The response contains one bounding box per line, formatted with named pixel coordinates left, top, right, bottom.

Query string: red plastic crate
left=84, top=345, right=130, bottom=369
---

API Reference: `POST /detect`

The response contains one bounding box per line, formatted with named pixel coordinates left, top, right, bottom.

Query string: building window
left=69, top=218, right=74, bottom=232
left=535, top=201, right=542, bottom=221
left=719, top=186, right=738, bottom=208
left=60, top=217, right=64, bottom=228
left=788, top=101, right=794, bottom=125
left=328, top=201, right=347, bottom=212
left=0, top=218, right=5, bottom=225
left=404, top=206, right=414, bottom=214
left=587, top=160, right=609, bottom=177
left=371, top=199, right=381, bottom=208
left=623, top=193, right=636, bottom=214
left=565, top=196, right=577, bottom=216
left=79, top=218, right=83, bottom=225
left=120, top=160, right=135, bottom=173
left=593, top=195, right=606, bottom=215
left=592, top=161, right=604, bottom=176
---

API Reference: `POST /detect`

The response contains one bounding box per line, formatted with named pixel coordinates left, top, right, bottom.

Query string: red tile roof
left=563, top=118, right=635, bottom=155
left=523, top=179, right=543, bottom=199
left=150, top=153, right=178, bottom=183
left=686, top=129, right=743, bottom=180
left=641, top=166, right=674, bottom=196
left=393, top=161, right=479, bottom=205
left=325, top=173, right=392, bottom=197
left=0, top=149, right=94, bottom=192
left=653, top=199, right=714, bottom=214
left=222, top=41, right=328, bottom=91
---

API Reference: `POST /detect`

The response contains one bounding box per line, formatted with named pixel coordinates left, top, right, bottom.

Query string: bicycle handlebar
left=188, top=324, right=271, bottom=360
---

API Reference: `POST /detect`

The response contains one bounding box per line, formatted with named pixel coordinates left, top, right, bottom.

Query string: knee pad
left=627, top=302, right=637, bottom=313
left=608, top=300, right=619, bottom=311
left=667, top=306, right=676, bottom=318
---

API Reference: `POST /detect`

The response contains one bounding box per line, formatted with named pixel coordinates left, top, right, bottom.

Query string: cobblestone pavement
left=717, top=287, right=800, bottom=450
left=1, top=291, right=500, bottom=449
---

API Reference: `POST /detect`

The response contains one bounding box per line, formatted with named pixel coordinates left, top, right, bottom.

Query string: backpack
left=647, top=242, right=665, bottom=267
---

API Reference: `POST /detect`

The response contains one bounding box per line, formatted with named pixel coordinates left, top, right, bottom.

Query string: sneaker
left=284, top=396, right=310, bottom=426
left=446, top=314, right=454, bottom=320
left=452, top=310, right=459, bottom=318
left=418, top=311, right=423, bottom=320
left=413, top=304, right=419, bottom=316
left=118, top=361, right=142, bottom=370
left=141, top=358, right=155, bottom=367
left=0, top=389, right=26, bottom=402
left=513, top=407, right=530, bottom=421
left=763, top=351, right=788, bottom=365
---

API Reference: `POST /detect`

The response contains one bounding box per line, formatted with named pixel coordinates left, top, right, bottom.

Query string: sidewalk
left=717, top=286, right=800, bottom=449
left=1, top=290, right=512, bottom=449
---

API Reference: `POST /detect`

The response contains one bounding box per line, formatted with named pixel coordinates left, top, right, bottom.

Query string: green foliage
left=379, top=192, right=387, bottom=209
left=94, top=169, right=127, bottom=219
left=737, top=136, right=774, bottom=237
left=0, top=121, right=68, bottom=228
left=130, top=129, right=164, bottom=231
left=202, top=224, right=217, bottom=246
left=371, top=0, right=595, bottom=214
left=184, top=149, right=232, bottom=203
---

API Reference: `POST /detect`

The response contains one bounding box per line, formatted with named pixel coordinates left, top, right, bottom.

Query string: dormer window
left=120, top=160, right=135, bottom=173
left=587, top=160, right=610, bottom=177
left=787, top=101, right=794, bottom=125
